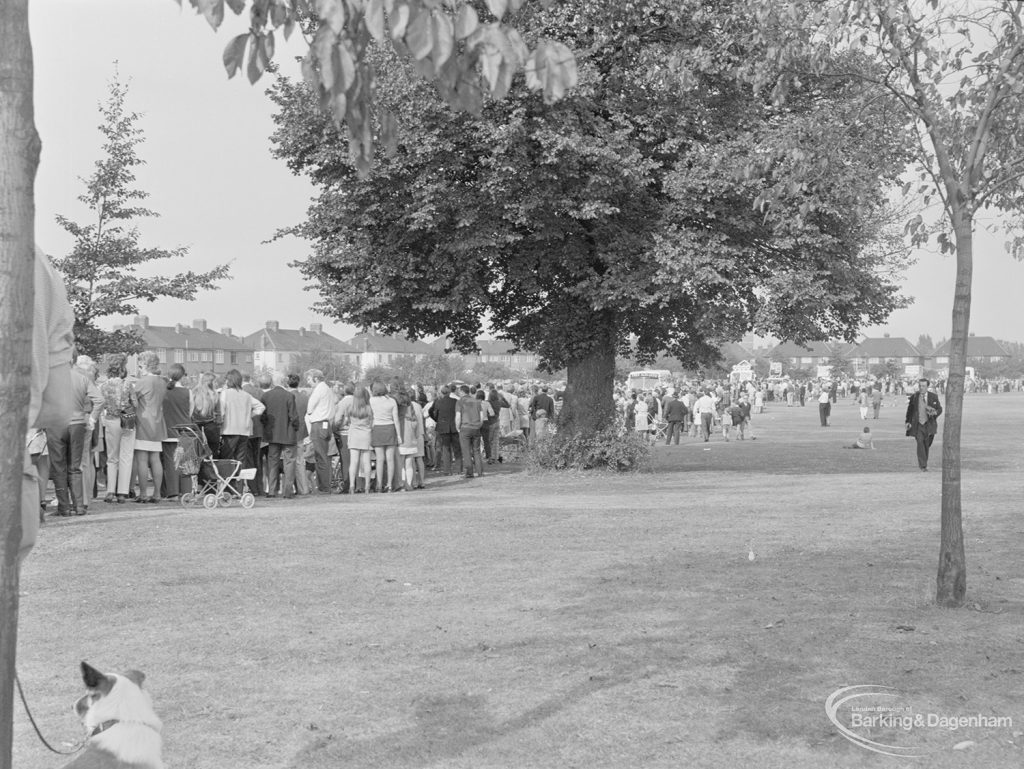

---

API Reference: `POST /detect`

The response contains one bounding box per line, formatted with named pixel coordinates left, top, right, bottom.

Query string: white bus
left=626, top=369, right=673, bottom=392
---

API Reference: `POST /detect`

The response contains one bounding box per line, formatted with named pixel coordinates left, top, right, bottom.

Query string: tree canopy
left=51, top=75, right=229, bottom=359
left=269, top=0, right=913, bottom=431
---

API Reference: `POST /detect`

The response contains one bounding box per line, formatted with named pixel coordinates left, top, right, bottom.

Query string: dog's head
left=75, top=661, right=162, bottom=737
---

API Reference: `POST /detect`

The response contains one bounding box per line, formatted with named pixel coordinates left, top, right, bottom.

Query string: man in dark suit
left=262, top=371, right=300, bottom=497
left=288, top=373, right=310, bottom=495
left=905, top=378, right=943, bottom=471
left=428, top=385, right=460, bottom=474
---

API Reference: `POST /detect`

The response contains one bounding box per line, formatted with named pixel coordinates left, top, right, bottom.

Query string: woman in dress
left=369, top=380, right=400, bottom=493
left=634, top=394, right=650, bottom=443
left=100, top=354, right=135, bottom=503
left=131, top=352, right=167, bottom=503
left=344, top=385, right=373, bottom=494
left=190, top=371, right=222, bottom=457
left=161, top=363, right=193, bottom=500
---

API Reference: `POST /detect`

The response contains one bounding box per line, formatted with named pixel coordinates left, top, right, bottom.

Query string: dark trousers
left=197, top=421, right=222, bottom=457
left=665, top=421, right=683, bottom=444
left=309, top=421, right=332, bottom=492
left=161, top=441, right=183, bottom=497
left=818, top=402, right=830, bottom=426
left=247, top=436, right=265, bottom=494
left=481, top=421, right=498, bottom=459
left=219, top=435, right=249, bottom=492
left=267, top=443, right=297, bottom=496
left=47, top=423, right=87, bottom=513
left=332, top=430, right=349, bottom=488
left=458, top=427, right=483, bottom=477
left=915, top=431, right=935, bottom=469
left=700, top=413, right=713, bottom=441
left=437, top=432, right=460, bottom=473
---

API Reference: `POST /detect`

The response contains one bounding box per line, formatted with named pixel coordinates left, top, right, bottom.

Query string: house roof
left=244, top=326, right=357, bottom=354
left=770, top=340, right=836, bottom=357
left=932, top=336, right=1010, bottom=358
left=348, top=332, right=437, bottom=355
left=136, top=324, right=248, bottom=351
left=849, top=337, right=921, bottom=358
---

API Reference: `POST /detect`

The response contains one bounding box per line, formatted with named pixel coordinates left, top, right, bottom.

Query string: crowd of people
left=29, top=353, right=566, bottom=517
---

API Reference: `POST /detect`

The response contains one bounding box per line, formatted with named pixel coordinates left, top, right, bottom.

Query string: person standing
left=219, top=369, right=266, bottom=493
left=369, top=380, right=400, bottom=492
left=289, top=373, right=311, bottom=495
left=47, top=359, right=103, bottom=515
left=428, top=385, right=461, bottom=475
left=857, top=386, right=870, bottom=420
left=304, top=369, right=336, bottom=494
left=262, top=371, right=300, bottom=498
left=817, top=386, right=831, bottom=427
left=905, top=378, right=943, bottom=471
left=100, top=356, right=136, bottom=504
left=190, top=371, right=222, bottom=458
left=242, top=373, right=267, bottom=496
left=693, top=389, right=716, bottom=442
left=663, top=393, right=687, bottom=445
left=456, top=384, right=486, bottom=478
left=871, top=386, right=884, bottom=419
left=161, top=363, right=193, bottom=500
left=131, top=352, right=168, bottom=504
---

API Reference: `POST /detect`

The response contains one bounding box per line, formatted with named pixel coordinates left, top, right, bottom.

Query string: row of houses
left=120, top=316, right=541, bottom=377
left=765, top=334, right=1010, bottom=376
left=121, top=316, right=1010, bottom=380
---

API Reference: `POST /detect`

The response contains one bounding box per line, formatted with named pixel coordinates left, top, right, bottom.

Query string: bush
left=524, top=427, right=651, bottom=473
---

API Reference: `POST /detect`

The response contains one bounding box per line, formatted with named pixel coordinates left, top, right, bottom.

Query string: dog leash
left=14, top=669, right=87, bottom=755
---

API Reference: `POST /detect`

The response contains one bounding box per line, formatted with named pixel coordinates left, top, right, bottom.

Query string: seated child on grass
left=844, top=426, right=875, bottom=450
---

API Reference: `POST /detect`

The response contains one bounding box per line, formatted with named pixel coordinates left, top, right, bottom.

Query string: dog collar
left=90, top=719, right=119, bottom=737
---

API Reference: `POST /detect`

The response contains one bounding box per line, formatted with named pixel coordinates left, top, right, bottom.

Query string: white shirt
left=305, top=380, right=336, bottom=431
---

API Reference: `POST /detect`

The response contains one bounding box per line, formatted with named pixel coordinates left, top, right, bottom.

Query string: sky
left=30, top=0, right=1024, bottom=349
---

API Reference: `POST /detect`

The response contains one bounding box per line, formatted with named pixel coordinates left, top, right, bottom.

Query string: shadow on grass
left=287, top=672, right=639, bottom=768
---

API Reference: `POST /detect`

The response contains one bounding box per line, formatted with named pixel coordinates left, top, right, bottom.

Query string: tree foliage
left=269, top=0, right=913, bottom=435
left=51, top=75, right=229, bottom=359
left=178, top=0, right=577, bottom=174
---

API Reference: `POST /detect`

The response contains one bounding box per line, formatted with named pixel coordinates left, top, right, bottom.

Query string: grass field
left=13, top=393, right=1024, bottom=768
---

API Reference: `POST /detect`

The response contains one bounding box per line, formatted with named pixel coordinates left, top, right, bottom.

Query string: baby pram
left=172, top=425, right=257, bottom=510
left=498, top=428, right=528, bottom=464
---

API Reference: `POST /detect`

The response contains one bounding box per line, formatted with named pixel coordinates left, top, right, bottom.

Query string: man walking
left=905, top=378, right=943, bottom=471
left=693, top=389, right=716, bottom=442
left=663, top=390, right=687, bottom=444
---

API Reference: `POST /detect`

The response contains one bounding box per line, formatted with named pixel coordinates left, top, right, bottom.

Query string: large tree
left=270, top=0, right=913, bottom=435
left=747, top=0, right=1024, bottom=607
left=51, top=75, right=229, bottom=359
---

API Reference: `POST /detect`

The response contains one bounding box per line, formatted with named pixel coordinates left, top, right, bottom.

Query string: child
left=302, top=439, right=318, bottom=491
left=399, top=405, right=421, bottom=491
left=844, top=426, right=875, bottom=450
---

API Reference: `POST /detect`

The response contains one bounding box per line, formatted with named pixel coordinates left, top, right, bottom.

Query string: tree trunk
left=557, top=311, right=617, bottom=436
left=0, top=1, right=40, bottom=764
left=936, top=222, right=971, bottom=607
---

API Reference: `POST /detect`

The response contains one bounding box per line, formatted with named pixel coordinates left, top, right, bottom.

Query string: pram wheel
left=202, top=493, right=219, bottom=510
left=240, top=492, right=256, bottom=510
left=180, top=492, right=195, bottom=508
left=217, top=492, right=232, bottom=507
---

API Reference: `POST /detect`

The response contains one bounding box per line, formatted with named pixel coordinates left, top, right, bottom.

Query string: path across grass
left=14, top=394, right=1024, bottom=768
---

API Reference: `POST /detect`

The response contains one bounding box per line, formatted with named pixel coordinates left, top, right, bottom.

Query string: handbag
left=120, top=405, right=137, bottom=430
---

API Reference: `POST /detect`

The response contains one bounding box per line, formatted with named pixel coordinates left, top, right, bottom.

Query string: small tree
left=51, top=74, right=229, bottom=358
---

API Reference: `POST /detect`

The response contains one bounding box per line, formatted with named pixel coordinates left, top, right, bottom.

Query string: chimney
left=193, top=319, right=207, bottom=332
left=266, top=320, right=280, bottom=332
left=175, top=323, right=184, bottom=335
left=220, top=327, right=232, bottom=337
left=134, top=315, right=149, bottom=329
left=310, top=323, right=323, bottom=334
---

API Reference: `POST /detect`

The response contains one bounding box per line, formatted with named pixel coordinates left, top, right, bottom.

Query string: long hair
left=350, top=386, right=372, bottom=420
left=191, top=372, right=217, bottom=418
left=224, top=369, right=243, bottom=390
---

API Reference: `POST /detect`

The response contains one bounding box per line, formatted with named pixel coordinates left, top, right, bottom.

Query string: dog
left=63, top=661, right=163, bottom=769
